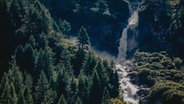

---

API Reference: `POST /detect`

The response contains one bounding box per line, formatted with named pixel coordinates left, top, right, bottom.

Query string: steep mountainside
left=40, top=0, right=130, bottom=55
left=137, top=0, right=184, bottom=57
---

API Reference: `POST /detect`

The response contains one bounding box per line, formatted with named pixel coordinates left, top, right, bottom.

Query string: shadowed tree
left=57, top=94, right=67, bottom=104
left=77, top=26, right=89, bottom=52
left=75, top=97, right=83, bottom=104
left=34, top=70, right=56, bottom=104
left=0, top=82, right=18, bottom=104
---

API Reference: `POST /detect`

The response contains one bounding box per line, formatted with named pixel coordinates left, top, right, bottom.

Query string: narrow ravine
left=116, top=1, right=140, bottom=104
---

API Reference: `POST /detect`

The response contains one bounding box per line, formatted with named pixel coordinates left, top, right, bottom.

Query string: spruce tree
left=77, top=26, right=89, bottom=52
left=36, top=47, right=55, bottom=80
left=89, top=70, right=102, bottom=104
left=101, top=87, right=111, bottom=104
left=34, top=70, right=56, bottom=104
left=78, top=74, right=90, bottom=104
left=24, top=86, right=34, bottom=104
left=75, top=97, right=83, bottom=104
left=57, top=94, right=67, bottom=104
left=66, top=77, right=78, bottom=104
left=60, top=48, right=73, bottom=75
left=17, top=87, right=26, bottom=104
left=59, top=19, right=71, bottom=37
left=0, top=82, right=18, bottom=104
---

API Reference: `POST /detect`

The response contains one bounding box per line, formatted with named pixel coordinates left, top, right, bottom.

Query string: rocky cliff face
left=137, top=0, right=184, bottom=57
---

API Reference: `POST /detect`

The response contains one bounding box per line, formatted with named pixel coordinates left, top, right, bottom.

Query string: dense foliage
left=40, top=0, right=130, bottom=55
left=137, top=0, right=184, bottom=57
left=0, top=0, right=122, bottom=103
left=133, top=50, right=184, bottom=104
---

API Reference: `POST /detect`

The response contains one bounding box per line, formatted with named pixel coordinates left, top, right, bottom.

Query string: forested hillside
left=1, top=0, right=184, bottom=104
left=0, top=0, right=121, bottom=104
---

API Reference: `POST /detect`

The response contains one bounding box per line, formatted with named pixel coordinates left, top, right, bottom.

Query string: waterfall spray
left=116, top=1, right=140, bottom=104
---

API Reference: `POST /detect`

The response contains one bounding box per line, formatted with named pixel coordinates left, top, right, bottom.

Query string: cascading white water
left=116, top=1, right=140, bottom=104
left=117, top=10, right=138, bottom=61
left=116, top=63, right=139, bottom=104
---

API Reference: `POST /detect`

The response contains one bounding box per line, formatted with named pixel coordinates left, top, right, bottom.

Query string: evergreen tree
left=8, top=56, right=24, bottom=93
left=77, top=26, right=89, bottom=52
left=34, top=70, right=56, bottom=104
left=74, top=26, right=90, bottom=75
left=24, top=86, right=34, bottom=104
left=36, top=47, right=55, bottom=80
left=57, top=94, right=67, bottom=104
left=15, top=44, right=36, bottom=74
left=78, top=74, right=90, bottom=104
left=56, top=65, right=69, bottom=97
left=59, top=19, right=71, bottom=37
left=66, top=77, right=78, bottom=104
left=101, top=87, right=110, bottom=104
left=28, top=35, right=37, bottom=48
left=89, top=70, right=103, bottom=104
left=15, top=45, right=24, bottom=71
left=60, top=48, right=73, bottom=75
left=95, top=60, right=109, bottom=87
left=23, top=72, right=34, bottom=104
left=75, top=97, right=83, bottom=104
left=23, top=71, right=33, bottom=91
left=0, top=82, right=18, bottom=104
left=81, top=51, right=97, bottom=75
left=109, top=71, right=119, bottom=98
left=0, top=73, right=9, bottom=94
left=17, top=87, right=26, bottom=104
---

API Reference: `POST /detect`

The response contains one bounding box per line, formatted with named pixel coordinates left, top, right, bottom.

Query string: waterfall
left=116, top=1, right=140, bottom=104
left=117, top=8, right=138, bottom=62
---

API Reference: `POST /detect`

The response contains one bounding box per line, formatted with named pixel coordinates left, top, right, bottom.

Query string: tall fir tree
left=36, top=46, right=55, bottom=80
left=78, top=74, right=90, bottom=104
left=0, top=82, right=18, bottom=104
left=59, top=19, right=71, bottom=38
left=75, top=97, right=83, bottom=104
left=77, top=26, right=89, bottom=52
left=60, top=48, right=73, bottom=75
left=89, top=70, right=103, bottom=104
left=34, top=70, right=56, bottom=104
left=24, top=86, right=34, bottom=104
left=57, top=94, right=67, bottom=104
left=66, top=77, right=78, bottom=104
left=101, top=87, right=111, bottom=104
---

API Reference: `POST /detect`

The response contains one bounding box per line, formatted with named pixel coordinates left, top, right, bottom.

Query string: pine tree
left=81, top=51, right=97, bottom=75
left=17, top=87, right=26, bottom=104
left=56, top=65, right=69, bottom=97
left=23, top=71, right=33, bottom=90
left=0, top=82, right=18, bottom=104
left=95, top=60, right=109, bottom=87
left=23, top=72, right=34, bottom=104
left=78, top=74, right=90, bottom=104
left=101, top=87, right=111, bottom=104
left=89, top=70, right=103, bottom=104
left=109, top=71, right=119, bottom=98
left=60, top=48, right=73, bottom=75
left=75, top=97, right=83, bottom=104
left=77, top=26, right=89, bottom=52
left=24, top=86, right=34, bottom=104
left=15, top=44, right=36, bottom=74
left=36, top=47, right=55, bottom=80
left=75, top=27, right=90, bottom=76
left=59, top=19, right=71, bottom=37
left=57, top=95, right=67, bottom=104
left=8, top=56, right=24, bottom=93
left=66, top=77, right=78, bottom=104
left=34, top=70, right=56, bottom=104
